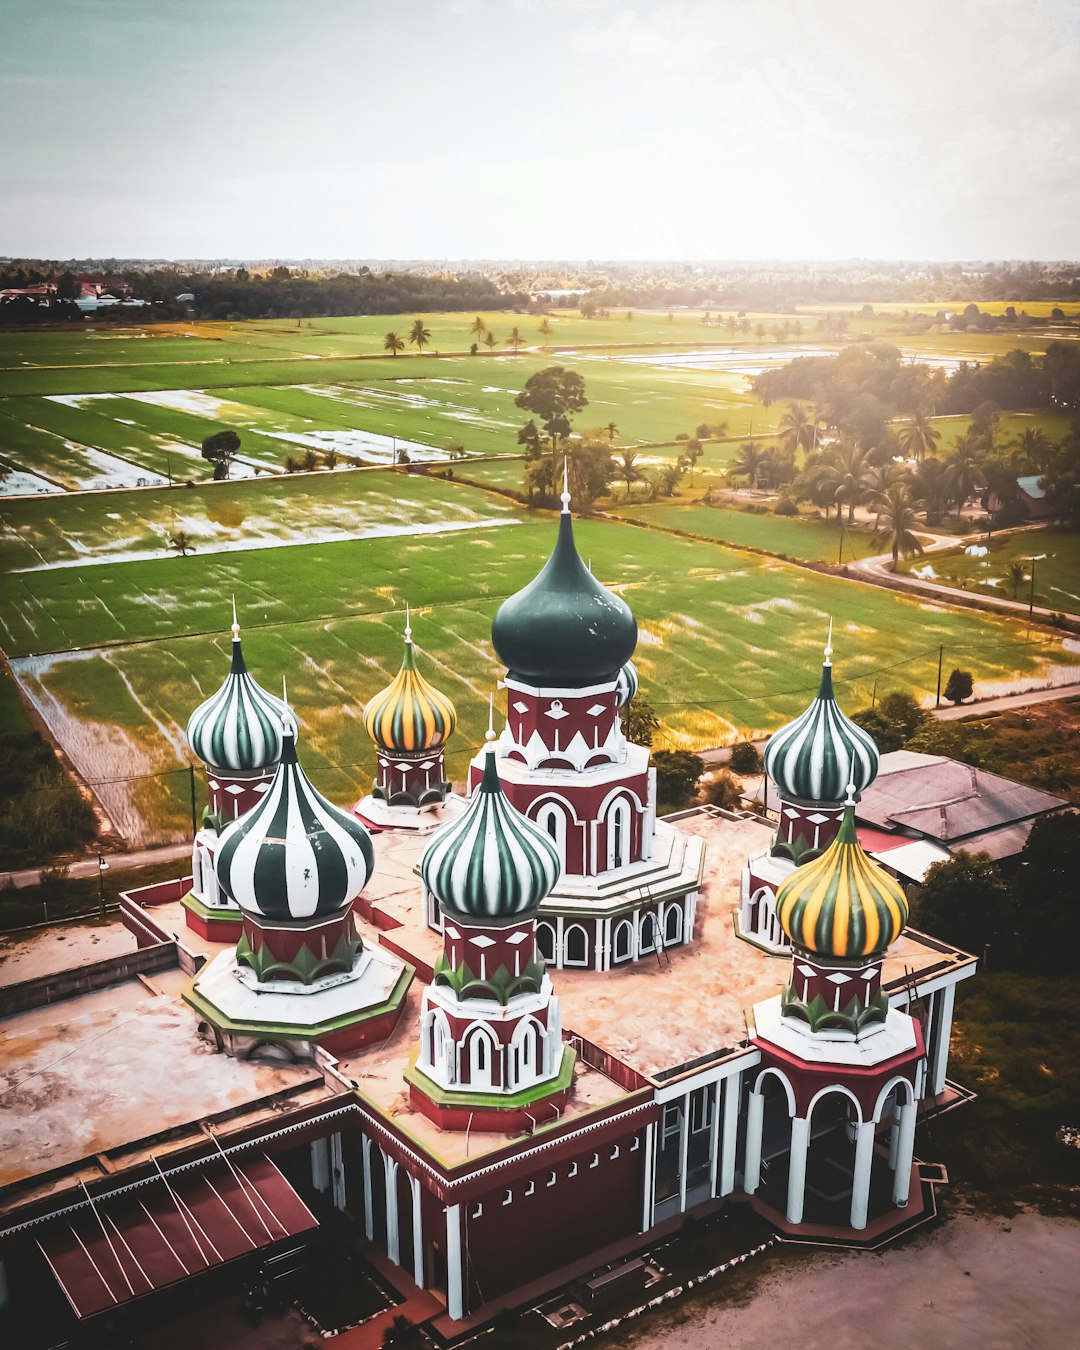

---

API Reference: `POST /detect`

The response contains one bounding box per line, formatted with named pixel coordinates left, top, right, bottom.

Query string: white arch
left=596, top=784, right=645, bottom=817
left=563, top=923, right=589, bottom=967
left=461, top=1021, right=500, bottom=1090
left=606, top=797, right=631, bottom=870
left=510, top=1016, right=545, bottom=1089
left=663, top=902, right=683, bottom=945
left=536, top=921, right=556, bottom=963
left=872, top=1074, right=915, bottom=1123
left=528, top=791, right=584, bottom=825
left=637, top=911, right=659, bottom=954
left=534, top=801, right=568, bottom=856
left=612, top=919, right=634, bottom=964
left=806, top=1082, right=865, bottom=1126
left=752, top=1065, right=797, bottom=1117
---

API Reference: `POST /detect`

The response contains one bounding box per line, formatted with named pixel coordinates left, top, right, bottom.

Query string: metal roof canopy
left=37, top=1153, right=317, bottom=1321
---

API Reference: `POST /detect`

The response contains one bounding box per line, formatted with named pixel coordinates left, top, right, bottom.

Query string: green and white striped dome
left=615, top=660, right=639, bottom=709
left=216, top=719, right=374, bottom=921
left=187, top=626, right=289, bottom=774
left=764, top=643, right=879, bottom=804
left=421, top=738, right=561, bottom=923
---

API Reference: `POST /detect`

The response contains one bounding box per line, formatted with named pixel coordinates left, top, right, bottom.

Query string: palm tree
left=943, top=439, right=982, bottom=515
left=483, top=330, right=497, bottom=351
left=168, top=530, right=194, bottom=557
left=614, top=449, right=643, bottom=498
left=1005, top=560, right=1028, bottom=599
left=538, top=318, right=551, bottom=340
left=1011, top=426, right=1052, bottom=473
left=863, top=462, right=909, bottom=523
left=606, top=421, right=618, bottom=442
left=470, top=315, right=487, bottom=341
left=408, top=318, right=431, bottom=352
left=323, top=448, right=339, bottom=469
left=778, top=402, right=820, bottom=459
left=812, top=442, right=872, bottom=523
left=383, top=331, right=404, bottom=357
left=898, top=411, right=941, bottom=465
left=729, top=442, right=765, bottom=488
left=875, top=485, right=925, bottom=571
left=506, top=327, right=525, bottom=353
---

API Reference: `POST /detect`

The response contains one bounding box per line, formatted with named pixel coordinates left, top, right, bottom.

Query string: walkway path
left=0, top=841, right=190, bottom=891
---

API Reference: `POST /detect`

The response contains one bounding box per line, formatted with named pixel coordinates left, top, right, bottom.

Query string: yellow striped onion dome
left=363, top=624, right=457, bottom=754
left=421, top=737, right=561, bottom=923
left=186, top=628, right=289, bottom=773
left=615, top=660, right=639, bottom=709
left=774, top=801, right=908, bottom=960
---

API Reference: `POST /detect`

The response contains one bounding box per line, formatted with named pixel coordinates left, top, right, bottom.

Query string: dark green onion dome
left=186, top=622, right=289, bottom=773
left=764, top=642, right=879, bottom=803
left=363, top=615, right=457, bottom=753
left=491, top=498, right=637, bottom=688
left=615, top=660, right=639, bottom=709
left=775, top=799, right=908, bottom=960
left=216, top=719, right=374, bottom=921
left=421, top=736, right=561, bottom=923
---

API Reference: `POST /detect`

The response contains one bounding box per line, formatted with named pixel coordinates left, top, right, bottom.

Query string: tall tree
left=515, top=366, right=588, bottom=462
left=538, top=318, right=551, bottom=340
left=777, top=402, right=820, bottom=459
left=943, top=441, right=982, bottom=515
left=898, top=411, right=941, bottom=465
left=483, top=330, right=497, bottom=350
left=200, top=429, right=240, bottom=481
left=506, top=327, right=525, bottom=353
left=470, top=315, right=487, bottom=341
left=874, top=484, right=925, bottom=570
left=606, top=421, right=619, bottom=442
left=614, top=448, right=643, bottom=498
left=383, top=330, right=405, bottom=357
left=729, top=442, right=765, bottom=488
left=408, top=318, right=431, bottom=352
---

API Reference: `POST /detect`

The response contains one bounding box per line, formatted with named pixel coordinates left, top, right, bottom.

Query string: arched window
left=664, top=903, right=683, bottom=945
left=534, top=803, right=567, bottom=858
left=613, top=920, right=634, bottom=964
left=564, top=924, right=589, bottom=967
left=511, top=1018, right=542, bottom=1088
left=606, top=798, right=631, bottom=870
left=536, top=922, right=556, bottom=963
left=464, top=1025, right=497, bottom=1089
left=638, top=912, right=659, bottom=955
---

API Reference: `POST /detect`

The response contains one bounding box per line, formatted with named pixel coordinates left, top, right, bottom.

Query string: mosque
left=0, top=483, right=977, bottom=1342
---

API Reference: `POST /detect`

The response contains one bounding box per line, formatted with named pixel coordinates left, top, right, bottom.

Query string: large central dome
left=492, top=501, right=637, bottom=688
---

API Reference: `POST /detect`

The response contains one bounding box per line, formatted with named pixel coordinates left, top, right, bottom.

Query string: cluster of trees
left=0, top=732, right=98, bottom=867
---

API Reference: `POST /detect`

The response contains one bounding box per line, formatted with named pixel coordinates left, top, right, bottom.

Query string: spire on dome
left=763, top=642, right=879, bottom=803
left=774, top=801, right=908, bottom=960
left=561, top=456, right=571, bottom=514
left=186, top=612, right=290, bottom=773
left=824, top=617, right=833, bottom=667
left=363, top=612, right=457, bottom=753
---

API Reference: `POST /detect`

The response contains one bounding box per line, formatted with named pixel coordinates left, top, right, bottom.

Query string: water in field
left=0, top=467, right=60, bottom=496
left=575, top=345, right=979, bottom=377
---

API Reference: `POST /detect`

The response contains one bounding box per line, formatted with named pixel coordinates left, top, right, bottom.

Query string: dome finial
left=231, top=594, right=240, bottom=643
left=485, top=691, right=496, bottom=743
left=280, top=675, right=297, bottom=739
left=824, top=617, right=833, bottom=667
left=561, top=456, right=571, bottom=514
left=845, top=780, right=857, bottom=806
left=404, top=602, right=412, bottom=645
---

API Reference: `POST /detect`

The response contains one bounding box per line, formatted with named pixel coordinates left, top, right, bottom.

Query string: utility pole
left=935, top=644, right=944, bottom=708
left=1028, top=557, right=1037, bottom=616
left=189, top=764, right=198, bottom=838
left=837, top=520, right=845, bottom=566
left=871, top=678, right=878, bottom=709
left=98, top=855, right=108, bottom=920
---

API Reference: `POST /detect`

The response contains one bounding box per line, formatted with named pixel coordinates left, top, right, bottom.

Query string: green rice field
left=900, top=530, right=1080, bottom=614
left=6, top=517, right=1077, bottom=843
left=616, top=503, right=879, bottom=562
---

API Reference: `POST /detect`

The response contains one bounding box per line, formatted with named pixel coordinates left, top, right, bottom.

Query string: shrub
left=775, top=495, right=799, bottom=516
left=943, top=668, right=974, bottom=705
left=700, top=769, right=742, bottom=810
left=652, top=750, right=705, bottom=808
left=729, top=742, right=763, bottom=774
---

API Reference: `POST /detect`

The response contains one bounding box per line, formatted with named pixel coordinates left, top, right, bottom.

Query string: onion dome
left=615, top=660, right=639, bottom=709
left=764, top=631, right=878, bottom=803
left=363, top=610, right=457, bottom=752
left=421, top=728, right=561, bottom=924
left=775, top=795, right=908, bottom=960
left=216, top=717, right=374, bottom=921
left=186, top=611, right=289, bottom=773
left=491, top=472, right=636, bottom=688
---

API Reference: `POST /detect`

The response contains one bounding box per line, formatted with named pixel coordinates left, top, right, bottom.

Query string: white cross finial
left=845, top=781, right=857, bottom=806
left=404, top=602, right=412, bottom=644
left=231, top=594, right=240, bottom=642
left=561, top=457, right=571, bottom=514
left=824, top=617, right=833, bottom=666
left=485, top=691, right=497, bottom=743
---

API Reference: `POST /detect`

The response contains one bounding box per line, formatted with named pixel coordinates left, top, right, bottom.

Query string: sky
left=2, top=0, right=1078, bottom=262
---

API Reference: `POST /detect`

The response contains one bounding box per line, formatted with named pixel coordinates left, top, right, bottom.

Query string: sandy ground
left=0, top=916, right=135, bottom=983
left=626, top=1211, right=1080, bottom=1350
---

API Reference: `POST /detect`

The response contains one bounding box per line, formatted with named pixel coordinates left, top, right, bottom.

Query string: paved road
left=1, top=841, right=190, bottom=891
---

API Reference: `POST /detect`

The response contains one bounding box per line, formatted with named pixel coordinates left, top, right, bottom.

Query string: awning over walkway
left=39, top=1153, right=318, bottom=1320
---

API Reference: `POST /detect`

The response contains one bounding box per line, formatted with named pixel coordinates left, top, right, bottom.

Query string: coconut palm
left=863, top=462, right=909, bottom=524
left=1011, top=426, right=1052, bottom=473
left=470, top=315, right=487, bottom=341
left=483, top=330, right=497, bottom=351
left=506, top=327, right=525, bottom=353
left=875, top=485, right=926, bottom=571
left=1005, top=560, right=1028, bottom=599
left=777, top=402, right=820, bottom=459
left=383, top=331, right=405, bottom=357
left=898, top=411, right=941, bottom=465
left=606, top=421, right=618, bottom=442
left=943, top=440, right=983, bottom=515
left=538, top=318, right=551, bottom=340
left=812, top=442, right=872, bottom=523
left=168, top=530, right=194, bottom=557
left=614, top=449, right=643, bottom=498
left=729, top=442, right=766, bottom=488
left=408, top=318, right=431, bottom=352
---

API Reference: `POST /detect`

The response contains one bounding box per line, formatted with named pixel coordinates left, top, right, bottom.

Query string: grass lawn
left=900, top=529, right=1080, bottom=614
left=615, top=502, right=879, bottom=562
left=6, top=517, right=1077, bottom=842
left=0, top=467, right=522, bottom=572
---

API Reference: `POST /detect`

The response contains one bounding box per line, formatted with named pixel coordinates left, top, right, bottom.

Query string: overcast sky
left=2, top=0, right=1078, bottom=261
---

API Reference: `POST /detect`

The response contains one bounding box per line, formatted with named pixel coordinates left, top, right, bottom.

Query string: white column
left=720, top=1072, right=741, bottom=1196
left=786, top=1116, right=810, bottom=1225
left=850, top=1121, right=876, bottom=1230
left=640, top=1122, right=656, bottom=1232
left=361, top=1135, right=374, bottom=1241
left=892, top=1100, right=918, bottom=1206
left=410, top=1175, right=425, bottom=1288
left=384, top=1153, right=400, bottom=1264
left=446, top=1203, right=464, bottom=1321
left=310, top=1136, right=330, bottom=1193
left=330, top=1132, right=347, bottom=1212
left=930, top=981, right=956, bottom=1096
left=708, top=1083, right=722, bottom=1197
left=677, top=1092, right=691, bottom=1212
left=743, top=1090, right=764, bottom=1194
